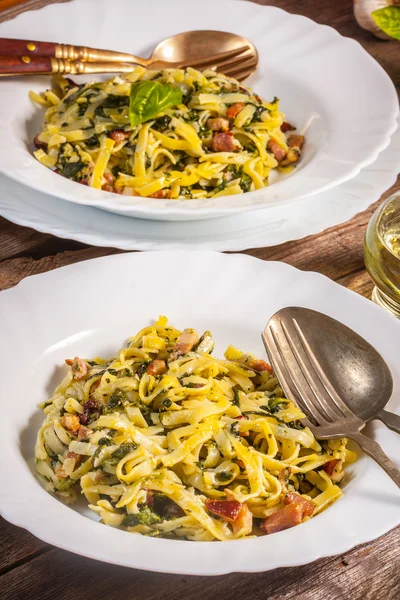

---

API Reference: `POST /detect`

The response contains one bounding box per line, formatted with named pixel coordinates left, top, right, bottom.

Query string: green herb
left=251, top=105, right=266, bottom=123
left=57, top=478, right=74, bottom=492
left=268, top=398, right=289, bottom=414
left=136, top=361, right=150, bottom=378
left=216, top=471, right=233, bottom=482
left=129, top=81, right=183, bottom=128
left=103, top=390, right=127, bottom=414
left=232, top=388, right=240, bottom=407
left=230, top=421, right=240, bottom=437
left=102, top=94, right=130, bottom=109
left=98, top=437, right=113, bottom=446
left=372, top=6, right=400, bottom=40
left=111, top=442, right=138, bottom=460
left=163, top=398, right=172, bottom=408
left=152, top=115, right=172, bottom=131
left=61, top=160, right=85, bottom=180
left=183, top=110, right=199, bottom=123
left=87, top=360, right=99, bottom=366
left=240, top=173, right=252, bottom=193
left=123, top=506, right=162, bottom=527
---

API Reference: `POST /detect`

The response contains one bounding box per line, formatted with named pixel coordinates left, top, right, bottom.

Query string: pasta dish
left=35, top=317, right=355, bottom=541
left=31, top=67, right=305, bottom=200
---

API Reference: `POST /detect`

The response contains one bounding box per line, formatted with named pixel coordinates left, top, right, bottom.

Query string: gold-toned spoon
left=0, top=31, right=258, bottom=80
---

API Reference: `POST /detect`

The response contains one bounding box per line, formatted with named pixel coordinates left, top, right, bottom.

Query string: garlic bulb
left=354, top=0, right=400, bottom=39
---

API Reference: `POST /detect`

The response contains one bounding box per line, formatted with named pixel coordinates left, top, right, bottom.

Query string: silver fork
left=262, top=308, right=400, bottom=488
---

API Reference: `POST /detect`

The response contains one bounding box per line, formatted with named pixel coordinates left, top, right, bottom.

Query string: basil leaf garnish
left=129, top=81, right=183, bottom=128
left=371, top=6, right=400, bottom=40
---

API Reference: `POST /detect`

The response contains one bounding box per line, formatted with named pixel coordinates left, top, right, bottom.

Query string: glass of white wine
left=364, top=192, right=400, bottom=318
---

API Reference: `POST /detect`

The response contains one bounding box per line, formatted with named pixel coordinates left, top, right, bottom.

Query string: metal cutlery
left=262, top=307, right=400, bottom=488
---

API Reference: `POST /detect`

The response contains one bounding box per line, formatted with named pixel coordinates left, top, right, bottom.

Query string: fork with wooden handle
left=262, top=310, right=400, bottom=488
left=0, top=37, right=257, bottom=80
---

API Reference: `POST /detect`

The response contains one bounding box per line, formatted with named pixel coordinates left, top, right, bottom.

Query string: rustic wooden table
left=0, top=0, right=399, bottom=598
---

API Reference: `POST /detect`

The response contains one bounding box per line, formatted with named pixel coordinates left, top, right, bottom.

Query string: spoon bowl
left=265, top=307, right=399, bottom=433
left=151, top=30, right=258, bottom=68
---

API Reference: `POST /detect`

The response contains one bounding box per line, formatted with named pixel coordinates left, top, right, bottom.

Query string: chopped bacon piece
left=324, top=458, right=340, bottom=477
left=104, top=172, right=114, bottom=184
left=65, top=357, right=89, bottom=381
left=205, top=498, right=243, bottom=522
left=171, top=328, right=199, bottom=359
left=146, top=490, right=154, bottom=506
left=78, top=178, right=88, bottom=186
left=55, top=451, right=81, bottom=479
left=146, top=359, right=167, bottom=376
left=280, top=121, right=296, bottom=133
left=60, top=415, right=80, bottom=433
left=102, top=184, right=115, bottom=193
left=33, top=134, right=48, bottom=152
left=261, top=503, right=303, bottom=534
left=77, top=425, right=92, bottom=441
left=249, top=359, right=273, bottom=373
left=83, top=398, right=101, bottom=413
left=55, top=466, right=68, bottom=479
left=109, top=129, right=131, bottom=143
left=207, top=117, right=230, bottom=132
left=324, top=458, right=343, bottom=482
left=66, top=451, right=79, bottom=460
left=287, top=134, right=305, bottom=149
left=80, top=398, right=102, bottom=426
left=283, top=492, right=315, bottom=518
left=212, top=132, right=238, bottom=153
left=268, top=139, right=286, bottom=161
left=232, top=502, right=253, bottom=536
left=280, top=148, right=301, bottom=167
left=149, top=189, right=172, bottom=199
left=226, top=102, right=247, bottom=120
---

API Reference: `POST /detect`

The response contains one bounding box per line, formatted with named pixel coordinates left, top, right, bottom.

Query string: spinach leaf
left=61, top=160, right=85, bottom=179
left=123, top=506, right=162, bottom=527
left=129, top=81, right=182, bottom=128
left=102, top=94, right=130, bottom=109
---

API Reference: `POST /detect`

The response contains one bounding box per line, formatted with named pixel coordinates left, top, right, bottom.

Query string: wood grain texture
left=0, top=0, right=399, bottom=598
left=0, top=0, right=69, bottom=23
left=0, top=526, right=398, bottom=600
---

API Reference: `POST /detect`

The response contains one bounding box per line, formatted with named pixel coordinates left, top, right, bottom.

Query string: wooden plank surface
left=0, top=0, right=399, bottom=598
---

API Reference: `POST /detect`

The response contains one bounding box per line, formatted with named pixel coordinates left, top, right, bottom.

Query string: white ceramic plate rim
left=1, top=120, right=399, bottom=251
left=0, top=252, right=399, bottom=575
left=0, top=0, right=398, bottom=220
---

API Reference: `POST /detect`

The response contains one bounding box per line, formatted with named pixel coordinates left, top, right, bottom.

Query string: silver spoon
left=267, top=307, right=400, bottom=434
left=262, top=307, right=400, bottom=487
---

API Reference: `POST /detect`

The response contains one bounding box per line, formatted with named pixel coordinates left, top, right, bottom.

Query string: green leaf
left=129, top=81, right=182, bottom=128
left=371, top=6, right=400, bottom=40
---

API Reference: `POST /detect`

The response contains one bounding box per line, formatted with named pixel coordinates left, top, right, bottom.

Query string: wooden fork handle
left=0, top=38, right=146, bottom=65
left=0, top=56, right=144, bottom=76
left=0, top=38, right=56, bottom=56
left=350, top=431, right=400, bottom=488
left=0, top=55, right=53, bottom=75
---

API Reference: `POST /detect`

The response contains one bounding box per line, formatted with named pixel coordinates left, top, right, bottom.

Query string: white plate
left=1, top=119, right=399, bottom=251
left=0, top=0, right=398, bottom=221
left=0, top=252, right=399, bottom=575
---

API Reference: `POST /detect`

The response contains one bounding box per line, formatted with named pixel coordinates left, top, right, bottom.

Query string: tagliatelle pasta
left=31, top=67, right=305, bottom=200
left=35, top=317, right=356, bottom=541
